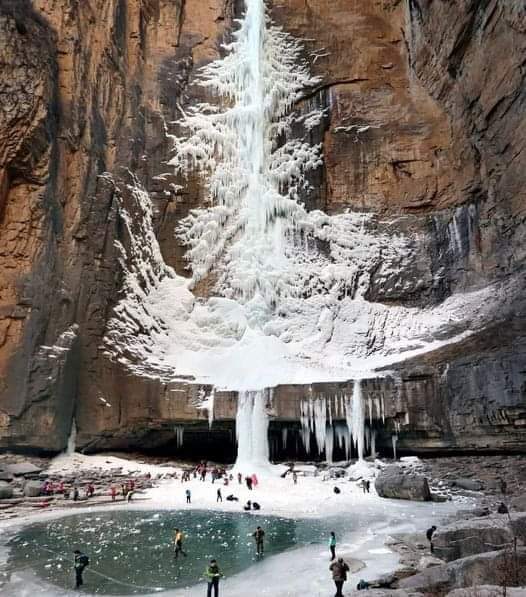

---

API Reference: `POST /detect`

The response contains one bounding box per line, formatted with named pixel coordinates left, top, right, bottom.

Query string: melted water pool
left=4, top=510, right=352, bottom=594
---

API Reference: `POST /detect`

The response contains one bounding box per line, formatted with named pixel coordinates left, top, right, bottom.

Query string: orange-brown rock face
left=0, top=0, right=524, bottom=456
left=272, top=0, right=474, bottom=214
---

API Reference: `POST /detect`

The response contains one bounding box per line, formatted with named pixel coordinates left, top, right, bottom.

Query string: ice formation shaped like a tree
left=169, top=0, right=322, bottom=306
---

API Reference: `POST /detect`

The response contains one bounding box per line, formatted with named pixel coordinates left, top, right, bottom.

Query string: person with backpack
left=205, top=559, right=223, bottom=597
left=329, top=557, right=350, bottom=597
left=253, top=526, right=265, bottom=555
left=73, top=550, right=89, bottom=588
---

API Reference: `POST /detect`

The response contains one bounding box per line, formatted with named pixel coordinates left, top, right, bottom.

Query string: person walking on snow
left=237, top=472, right=242, bottom=485
left=329, top=557, right=350, bottom=597
left=292, top=471, right=298, bottom=485
left=329, top=531, right=337, bottom=561
left=205, top=559, right=223, bottom=597
left=245, top=476, right=253, bottom=490
left=217, top=488, right=222, bottom=503
left=251, top=473, right=258, bottom=488
left=253, top=526, right=265, bottom=555
left=186, top=488, right=191, bottom=504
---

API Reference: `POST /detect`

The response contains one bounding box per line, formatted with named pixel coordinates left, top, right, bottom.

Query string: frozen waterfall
left=235, top=390, right=270, bottom=468
left=66, top=419, right=77, bottom=456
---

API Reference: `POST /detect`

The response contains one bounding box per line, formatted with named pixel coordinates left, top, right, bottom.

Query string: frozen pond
left=3, top=509, right=345, bottom=594
left=0, top=496, right=458, bottom=597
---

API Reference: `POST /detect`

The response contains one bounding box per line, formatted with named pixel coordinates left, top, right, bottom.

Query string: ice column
left=235, top=390, right=270, bottom=467
left=350, top=380, right=365, bottom=460
left=66, top=419, right=77, bottom=456
left=174, top=426, right=184, bottom=449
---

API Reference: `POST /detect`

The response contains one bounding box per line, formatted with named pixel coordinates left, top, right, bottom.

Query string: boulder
left=398, top=548, right=526, bottom=593
left=417, top=555, right=444, bottom=570
left=6, top=463, right=43, bottom=476
left=511, top=496, right=526, bottom=512
left=433, top=517, right=515, bottom=561
left=0, top=468, right=13, bottom=482
left=23, top=480, right=43, bottom=497
left=450, top=478, right=484, bottom=491
left=0, top=481, right=13, bottom=499
left=446, top=586, right=526, bottom=597
left=375, top=466, right=431, bottom=501
left=508, top=512, right=526, bottom=544
left=349, top=589, right=424, bottom=597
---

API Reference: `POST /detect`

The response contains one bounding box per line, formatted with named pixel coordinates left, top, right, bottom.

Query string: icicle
left=174, top=425, right=184, bottom=449
left=392, top=435, right=398, bottom=461
left=208, top=389, right=215, bottom=429
left=345, top=379, right=365, bottom=461
left=325, top=426, right=334, bottom=464
left=313, top=398, right=327, bottom=454
left=235, top=389, right=269, bottom=467
left=370, top=429, right=377, bottom=458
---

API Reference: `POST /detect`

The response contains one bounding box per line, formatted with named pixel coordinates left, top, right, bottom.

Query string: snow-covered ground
left=0, top=454, right=461, bottom=597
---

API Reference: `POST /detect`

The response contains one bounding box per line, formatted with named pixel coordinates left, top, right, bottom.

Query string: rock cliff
left=0, top=0, right=524, bottom=456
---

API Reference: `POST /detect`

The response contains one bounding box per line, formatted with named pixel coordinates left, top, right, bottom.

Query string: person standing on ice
left=186, top=488, right=192, bottom=504
left=292, top=471, right=298, bottom=485
left=217, top=488, right=222, bottom=503
left=205, top=559, right=223, bottom=597
left=251, top=473, right=258, bottom=488
left=173, top=528, right=187, bottom=559
left=73, top=549, right=89, bottom=588
left=253, top=526, right=265, bottom=555
left=245, top=476, right=253, bottom=490
left=237, top=472, right=242, bottom=485
left=329, top=557, right=350, bottom=597
left=329, top=532, right=337, bottom=560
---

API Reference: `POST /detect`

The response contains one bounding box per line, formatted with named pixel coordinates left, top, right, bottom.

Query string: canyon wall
left=0, top=0, right=524, bottom=456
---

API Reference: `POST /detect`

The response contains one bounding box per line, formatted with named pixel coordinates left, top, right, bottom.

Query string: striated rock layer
left=0, top=0, right=524, bottom=455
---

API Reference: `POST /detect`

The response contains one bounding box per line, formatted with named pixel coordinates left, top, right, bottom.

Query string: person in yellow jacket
left=205, top=559, right=223, bottom=597
left=174, top=528, right=187, bottom=559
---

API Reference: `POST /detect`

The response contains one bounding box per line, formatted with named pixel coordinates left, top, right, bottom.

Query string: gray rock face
left=375, top=466, right=431, bottom=502
left=433, top=517, right=515, bottom=562
left=23, top=480, right=42, bottom=497
left=398, top=548, right=526, bottom=593
left=0, top=481, right=13, bottom=499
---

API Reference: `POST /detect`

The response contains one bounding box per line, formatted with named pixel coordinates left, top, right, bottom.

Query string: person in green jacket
left=329, top=531, right=336, bottom=560
left=205, top=559, right=223, bottom=597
